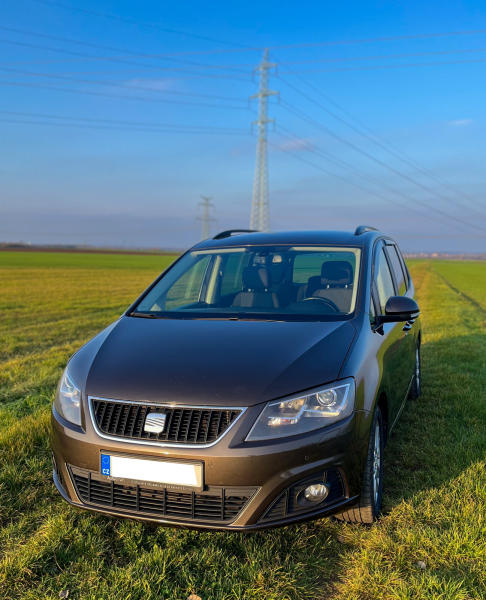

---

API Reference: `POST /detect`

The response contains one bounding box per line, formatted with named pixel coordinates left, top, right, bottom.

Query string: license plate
left=100, top=453, right=203, bottom=490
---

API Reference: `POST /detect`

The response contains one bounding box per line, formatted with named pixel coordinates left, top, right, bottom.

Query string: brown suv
left=51, top=227, right=421, bottom=529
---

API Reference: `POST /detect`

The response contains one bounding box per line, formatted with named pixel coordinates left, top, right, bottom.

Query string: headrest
left=321, top=261, right=353, bottom=286
left=269, top=262, right=286, bottom=285
left=242, top=266, right=271, bottom=291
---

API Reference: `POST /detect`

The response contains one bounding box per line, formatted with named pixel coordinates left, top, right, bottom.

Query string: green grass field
left=0, top=251, right=485, bottom=600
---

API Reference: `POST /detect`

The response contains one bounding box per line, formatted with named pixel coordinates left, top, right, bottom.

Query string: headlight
left=54, top=367, right=82, bottom=426
left=246, top=378, right=354, bottom=441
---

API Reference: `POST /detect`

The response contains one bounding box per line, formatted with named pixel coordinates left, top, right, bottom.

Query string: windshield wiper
left=128, top=311, right=285, bottom=322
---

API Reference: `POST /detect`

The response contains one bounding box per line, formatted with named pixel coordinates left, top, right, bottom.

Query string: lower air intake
left=70, top=466, right=256, bottom=524
left=258, top=468, right=346, bottom=523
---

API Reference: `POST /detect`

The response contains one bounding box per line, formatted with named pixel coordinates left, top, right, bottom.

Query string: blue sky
left=1, top=0, right=486, bottom=252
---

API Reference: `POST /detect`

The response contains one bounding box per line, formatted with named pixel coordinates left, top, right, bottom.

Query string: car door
left=384, top=242, right=416, bottom=387
left=372, top=241, right=412, bottom=426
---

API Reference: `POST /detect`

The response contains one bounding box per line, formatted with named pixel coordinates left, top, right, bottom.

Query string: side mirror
left=378, top=296, right=420, bottom=324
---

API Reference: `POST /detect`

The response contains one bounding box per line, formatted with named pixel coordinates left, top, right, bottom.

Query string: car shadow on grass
left=382, top=331, right=485, bottom=511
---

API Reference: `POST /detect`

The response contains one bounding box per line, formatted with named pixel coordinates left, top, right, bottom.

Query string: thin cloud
left=448, top=118, right=473, bottom=127
left=123, top=78, right=176, bottom=91
left=276, top=138, right=314, bottom=152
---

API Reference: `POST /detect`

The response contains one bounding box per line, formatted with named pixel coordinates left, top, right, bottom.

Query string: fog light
left=304, top=483, right=329, bottom=503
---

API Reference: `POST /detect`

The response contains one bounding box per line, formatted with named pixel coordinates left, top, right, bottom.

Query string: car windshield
left=133, top=245, right=361, bottom=320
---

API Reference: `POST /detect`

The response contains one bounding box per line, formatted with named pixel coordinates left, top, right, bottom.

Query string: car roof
left=192, top=229, right=385, bottom=250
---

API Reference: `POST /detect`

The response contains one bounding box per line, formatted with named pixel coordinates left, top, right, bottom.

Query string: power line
left=30, top=0, right=251, bottom=49
left=0, top=109, right=249, bottom=132
left=289, top=85, right=485, bottom=217
left=17, top=23, right=486, bottom=72
left=268, top=136, right=455, bottom=232
left=274, top=126, right=475, bottom=232
left=272, top=133, right=485, bottom=237
left=0, top=26, right=250, bottom=73
left=277, top=46, right=486, bottom=64
left=0, top=58, right=252, bottom=81
left=275, top=68, right=486, bottom=214
left=0, top=65, right=249, bottom=103
left=0, top=79, right=250, bottom=109
left=27, top=45, right=486, bottom=70
left=0, top=39, right=252, bottom=82
left=277, top=98, right=486, bottom=232
left=25, top=2, right=486, bottom=56
left=269, top=29, right=486, bottom=50
left=280, top=57, right=486, bottom=73
left=0, top=117, right=249, bottom=135
left=0, top=68, right=247, bottom=78
left=6, top=49, right=486, bottom=79
left=276, top=71, right=486, bottom=215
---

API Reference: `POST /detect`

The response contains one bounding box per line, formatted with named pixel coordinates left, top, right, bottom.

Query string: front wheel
left=335, top=407, right=384, bottom=524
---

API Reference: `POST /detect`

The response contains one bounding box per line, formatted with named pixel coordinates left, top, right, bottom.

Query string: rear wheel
left=335, top=407, right=384, bottom=524
left=409, top=344, right=421, bottom=399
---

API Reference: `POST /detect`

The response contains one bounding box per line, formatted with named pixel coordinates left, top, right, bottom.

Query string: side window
left=386, top=244, right=407, bottom=295
left=165, top=255, right=211, bottom=310
left=220, top=253, right=250, bottom=296
left=375, top=248, right=395, bottom=313
left=397, top=245, right=410, bottom=289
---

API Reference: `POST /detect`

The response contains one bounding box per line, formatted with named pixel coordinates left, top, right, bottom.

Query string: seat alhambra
left=51, top=226, right=421, bottom=528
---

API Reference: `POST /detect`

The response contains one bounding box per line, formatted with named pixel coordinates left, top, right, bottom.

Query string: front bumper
left=51, top=404, right=368, bottom=530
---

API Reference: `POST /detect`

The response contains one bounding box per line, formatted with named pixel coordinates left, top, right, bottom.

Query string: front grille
left=91, top=398, right=242, bottom=445
left=259, top=469, right=346, bottom=523
left=70, top=466, right=256, bottom=524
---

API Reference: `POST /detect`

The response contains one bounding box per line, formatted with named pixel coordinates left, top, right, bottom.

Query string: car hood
left=85, top=316, right=356, bottom=407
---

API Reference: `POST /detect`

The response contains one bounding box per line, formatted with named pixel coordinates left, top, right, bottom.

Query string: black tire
left=408, top=344, right=421, bottom=399
left=335, top=407, right=384, bottom=524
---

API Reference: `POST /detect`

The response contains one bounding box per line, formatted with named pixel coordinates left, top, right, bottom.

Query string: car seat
left=298, top=260, right=354, bottom=312
left=231, top=266, right=280, bottom=308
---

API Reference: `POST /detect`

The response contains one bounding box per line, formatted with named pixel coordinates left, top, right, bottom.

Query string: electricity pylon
left=197, top=195, right=215, bottom=239
left=250, top=48, right=278, bottom=232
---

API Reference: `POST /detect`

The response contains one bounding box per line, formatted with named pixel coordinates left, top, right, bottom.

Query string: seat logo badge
left=144, top=412, right=167, bottom=434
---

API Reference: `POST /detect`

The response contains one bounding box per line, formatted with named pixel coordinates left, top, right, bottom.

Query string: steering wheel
left=302, top=296, right=340, bottom=313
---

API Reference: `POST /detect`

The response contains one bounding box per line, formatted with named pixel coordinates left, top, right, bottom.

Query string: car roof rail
left=354, top=225, right=379, bottom=236
left=212, top=229, right=258, bottom=240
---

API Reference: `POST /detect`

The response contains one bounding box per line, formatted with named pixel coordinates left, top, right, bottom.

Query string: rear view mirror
left=379, top=296, right=420, bottom=324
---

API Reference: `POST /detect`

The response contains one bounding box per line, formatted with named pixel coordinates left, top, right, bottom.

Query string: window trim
left=395, top=244, right=411, bottom=290
left=383, top=244, right=401, bottom=296
left=198, top=255, right=216, bottom=303
left=372, top=240, right=397, bottom=314
left=384, top=242, right=408, bottom=295
left=370, top=240, right=382, bottom=320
